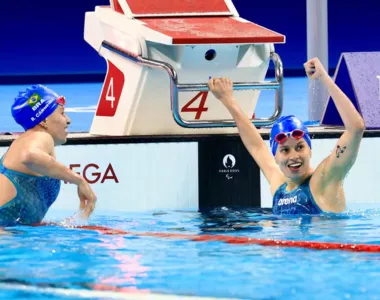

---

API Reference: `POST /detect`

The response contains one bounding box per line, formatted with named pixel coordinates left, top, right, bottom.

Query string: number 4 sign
left=181, top=91, right=256, bottom=120
left=106, top=77, right=116, bottom=108
left=181, top=92, right=209, bottom=119
left=96, top=60, right=125, bottom=117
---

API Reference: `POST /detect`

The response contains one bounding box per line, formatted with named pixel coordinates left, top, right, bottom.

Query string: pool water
left=0, top=206, right=379, bottom=299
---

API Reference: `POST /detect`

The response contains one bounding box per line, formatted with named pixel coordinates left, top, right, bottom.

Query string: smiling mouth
left=288, top=162, right=302, bottom=171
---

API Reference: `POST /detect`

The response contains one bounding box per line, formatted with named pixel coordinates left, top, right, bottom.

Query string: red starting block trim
left=138, top=17, right=285, bottom=44
left=115, top=0, right=232, bottom=16
left=110, top=0, right=124, bottom=14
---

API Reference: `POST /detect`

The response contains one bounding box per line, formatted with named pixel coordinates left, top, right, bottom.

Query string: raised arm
left=208, top=77, right=284, bottom=189
left=307, top=58, right=366, bottom=186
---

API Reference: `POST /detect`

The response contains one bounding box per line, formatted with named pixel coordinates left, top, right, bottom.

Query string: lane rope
left=34, top=223, right=380, bottom=253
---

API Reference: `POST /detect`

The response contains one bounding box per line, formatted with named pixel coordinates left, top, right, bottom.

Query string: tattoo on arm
left=336, top=145, right=347, bottom=158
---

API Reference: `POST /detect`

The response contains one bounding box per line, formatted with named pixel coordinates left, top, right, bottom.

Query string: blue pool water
left=0, top=206, right=379, bottom=299
left=1, top=78, right=379, bottom=299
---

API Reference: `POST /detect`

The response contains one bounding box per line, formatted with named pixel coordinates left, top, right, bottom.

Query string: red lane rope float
left=36, top=224, right=380, bottom=253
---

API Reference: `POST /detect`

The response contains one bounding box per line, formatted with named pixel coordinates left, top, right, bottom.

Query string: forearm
left=321, top=75, right=365, bottom=131
left=225, top=100, right=266, bottom=151
left=20, top=150, right=83, bottom=185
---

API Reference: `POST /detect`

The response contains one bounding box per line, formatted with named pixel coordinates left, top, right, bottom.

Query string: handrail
left=101, top=41, right=283, bottom=128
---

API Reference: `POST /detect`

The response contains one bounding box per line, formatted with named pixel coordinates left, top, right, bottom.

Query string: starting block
left=84, top=0, right=286, bottom=135
left=321, top=52, right=380, bottom=129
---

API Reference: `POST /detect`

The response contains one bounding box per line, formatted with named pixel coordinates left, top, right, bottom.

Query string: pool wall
left=0, top=129, right=379, bottom=216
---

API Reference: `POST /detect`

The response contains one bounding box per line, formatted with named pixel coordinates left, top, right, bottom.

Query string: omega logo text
left=65, top=163, right=119, bottom=184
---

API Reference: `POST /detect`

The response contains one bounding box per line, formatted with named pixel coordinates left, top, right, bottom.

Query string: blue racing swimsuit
left=272, top=175, right=323, bottom=215
left=0, top=156, right=61, bottom=226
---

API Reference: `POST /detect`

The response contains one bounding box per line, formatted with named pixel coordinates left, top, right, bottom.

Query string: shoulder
left=309, top=164, right=346, bottom=212
left=309, top=157, right=343, bottom=193
left=12, top=131, right=55, bottom=155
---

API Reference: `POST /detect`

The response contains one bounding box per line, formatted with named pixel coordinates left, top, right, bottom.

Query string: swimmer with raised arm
left=0, top=85, right=97, bottom=226
left=208, top=58, right=365, bottom=215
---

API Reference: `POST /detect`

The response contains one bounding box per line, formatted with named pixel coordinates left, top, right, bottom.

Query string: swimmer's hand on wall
left=304, top=57, right=328, bottom=80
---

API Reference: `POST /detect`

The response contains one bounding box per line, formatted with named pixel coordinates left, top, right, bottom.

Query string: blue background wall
left=1, top=0, right=379, bottom=80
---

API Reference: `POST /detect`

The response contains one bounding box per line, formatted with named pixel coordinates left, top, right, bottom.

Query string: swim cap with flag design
left=269, top=115, right=312, bottom=156
left=11, top=85, right=65, bottom=131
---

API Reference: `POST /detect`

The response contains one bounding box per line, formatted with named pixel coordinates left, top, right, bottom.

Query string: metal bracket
left=101, top=40, right=283, bottom=128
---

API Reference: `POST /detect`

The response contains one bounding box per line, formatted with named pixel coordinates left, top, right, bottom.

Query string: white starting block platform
left=84, top=0, right=286, bottom=136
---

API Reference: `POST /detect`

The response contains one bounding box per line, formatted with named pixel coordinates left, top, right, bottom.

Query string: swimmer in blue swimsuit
left=0, top=85, right=97, bottom=226
left=208, top=57, right=365, bottom=215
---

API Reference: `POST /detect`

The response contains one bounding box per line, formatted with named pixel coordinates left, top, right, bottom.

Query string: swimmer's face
left=274, top=137, right=311, bottom=181
left=44, top=105, right=71, bottom=145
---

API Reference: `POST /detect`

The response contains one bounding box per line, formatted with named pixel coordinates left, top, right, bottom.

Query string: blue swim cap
left=269, top=115, right=312, bottom=156
left=11, top=85, right=63, bottom=131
